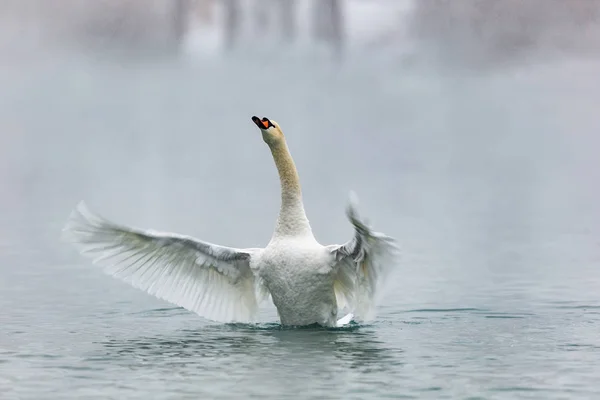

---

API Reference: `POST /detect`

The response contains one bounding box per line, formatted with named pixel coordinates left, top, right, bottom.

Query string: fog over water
left=1, top=1, right=600, bottom=398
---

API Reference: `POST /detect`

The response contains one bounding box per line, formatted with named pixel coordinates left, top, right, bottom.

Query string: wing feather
left=328, top=193, right=399, bottom=321
left=62, top=201, right=264, bottom=323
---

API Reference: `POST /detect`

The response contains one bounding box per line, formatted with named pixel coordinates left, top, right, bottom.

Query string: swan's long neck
left=268, top=140, right=312, bottom=238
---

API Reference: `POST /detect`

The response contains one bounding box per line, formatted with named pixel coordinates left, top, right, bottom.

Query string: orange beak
left=251, top=116, right=273, bottom=130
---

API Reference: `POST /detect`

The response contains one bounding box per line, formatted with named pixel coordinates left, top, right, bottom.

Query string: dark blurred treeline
left=410, top=0, right=600, bottom=67
left=0, top=0, right=188, bottom=55
left=0, top=0, right=345, bottom=57
left=1, top=0, right=598, bottom=66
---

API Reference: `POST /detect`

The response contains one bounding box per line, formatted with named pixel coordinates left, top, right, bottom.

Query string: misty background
left=1, top=1, right=600, bottom=399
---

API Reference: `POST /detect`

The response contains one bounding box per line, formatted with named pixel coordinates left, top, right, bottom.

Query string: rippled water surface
left=1, top=53, right=600, bottom=399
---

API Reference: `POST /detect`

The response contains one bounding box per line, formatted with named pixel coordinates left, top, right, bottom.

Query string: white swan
left=62, top=116, right=399, bottom=327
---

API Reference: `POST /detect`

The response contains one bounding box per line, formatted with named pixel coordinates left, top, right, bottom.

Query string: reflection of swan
left=63, top=116, right=399, bottom=327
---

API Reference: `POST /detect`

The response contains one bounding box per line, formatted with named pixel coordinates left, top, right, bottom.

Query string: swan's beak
left=252, top=116, right=273, bottom=130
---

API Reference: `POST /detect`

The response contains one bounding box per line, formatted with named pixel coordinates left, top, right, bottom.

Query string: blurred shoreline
left=0, top=0, right=598, bottom=72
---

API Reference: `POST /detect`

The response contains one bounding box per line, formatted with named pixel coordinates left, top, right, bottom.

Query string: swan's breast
left=257, top=238, right=332, bottom=276
left=253, top=238, right=334, bottom=293
left=255, top=238, right=338, bottom=325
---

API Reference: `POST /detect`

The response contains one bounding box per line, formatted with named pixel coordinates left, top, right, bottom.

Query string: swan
left=62, top=116, right=399, bottom=327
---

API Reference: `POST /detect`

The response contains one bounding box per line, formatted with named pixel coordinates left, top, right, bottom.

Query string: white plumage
left=62, top=116, right=399, bottom=327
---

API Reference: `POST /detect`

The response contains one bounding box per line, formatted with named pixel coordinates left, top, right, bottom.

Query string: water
left=1, top=52, right=600, bottom=399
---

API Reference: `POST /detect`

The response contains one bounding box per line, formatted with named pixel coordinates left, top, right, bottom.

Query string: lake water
left=1, top=51, right=599, bottom=399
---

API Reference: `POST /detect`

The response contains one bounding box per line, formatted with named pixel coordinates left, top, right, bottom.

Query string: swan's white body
left=255, top=236, right=338, bottom=326
left=63, top=117, right=399, bottom=327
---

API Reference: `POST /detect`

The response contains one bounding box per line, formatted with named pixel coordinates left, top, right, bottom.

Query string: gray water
left=1, top=51, right=600, bottom=399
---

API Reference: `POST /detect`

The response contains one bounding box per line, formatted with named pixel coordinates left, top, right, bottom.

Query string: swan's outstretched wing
left=327, top=193, right=399, bottom=322
left=62, top=202, right=265, bottom=323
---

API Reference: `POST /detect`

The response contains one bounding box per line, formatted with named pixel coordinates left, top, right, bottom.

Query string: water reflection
left=93, top=323, right=397, bottom=375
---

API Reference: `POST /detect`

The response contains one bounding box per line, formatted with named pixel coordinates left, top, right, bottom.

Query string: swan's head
left=251, top=116, right=284, bottom=146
